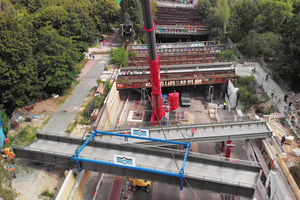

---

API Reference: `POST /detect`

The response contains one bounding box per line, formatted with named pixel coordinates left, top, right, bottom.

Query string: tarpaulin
left=0, top=127, right=5, bottom=149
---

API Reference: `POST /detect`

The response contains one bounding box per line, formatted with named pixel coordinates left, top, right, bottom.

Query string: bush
left=0, top=106, right=10, bottom=135
left=41, top=189, right=54, bottom=198
left=237, top=76, right=258, bottom=110
left=261, top=92, right=270, bottom=101
left=219, top=50, right=235, bottom=61
left=13, top=126, right=37, bottom=146
left=262, top=106, right=277, bottom=115
left=110, top=46, right=128, bottom=67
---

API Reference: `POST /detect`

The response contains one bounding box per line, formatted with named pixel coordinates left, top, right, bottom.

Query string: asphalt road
left=43, top=55, right=109, bottom=133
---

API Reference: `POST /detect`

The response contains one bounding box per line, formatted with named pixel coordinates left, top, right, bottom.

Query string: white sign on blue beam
left=113, top=155, right=136, bottom=167
left=130, top=127, right=150, bottom=138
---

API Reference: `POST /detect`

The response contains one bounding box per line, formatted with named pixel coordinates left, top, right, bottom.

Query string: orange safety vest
left=124, top=131, right=128, bottom=135
left=9, top=167, right=14, bottom=172
left=191, top=128, right=196, bottom=134
left=4, top=138, right=9, bottom=144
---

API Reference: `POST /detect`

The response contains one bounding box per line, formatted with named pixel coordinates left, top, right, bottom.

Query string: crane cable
left=127, top=48, right=200, bottom=199
left=145, top=88, right=201, bottom=200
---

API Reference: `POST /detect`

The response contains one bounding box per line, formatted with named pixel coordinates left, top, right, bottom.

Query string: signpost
left=130, top=127, right=150, bottom=138
left=113, top=155, right=136, bottom=167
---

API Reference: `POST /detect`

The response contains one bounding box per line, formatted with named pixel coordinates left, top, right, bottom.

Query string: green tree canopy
left=254, top=0, right=294, bottom=33
left=0, top=15, right=39, bottom=111
left=35, top=26, right=79, bottom=94
left=228, top=0, right=258, bottom=41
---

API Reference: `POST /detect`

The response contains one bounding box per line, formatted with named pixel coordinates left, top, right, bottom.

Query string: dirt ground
left=269, top=119, right=300, bottom=163
left=10, top=98, right=62, bottom=132
left=12, top=161, right=65, bottom=200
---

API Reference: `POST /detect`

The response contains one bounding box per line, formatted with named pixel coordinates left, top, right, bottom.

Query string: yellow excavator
left=128, top=178, right=152, bottom=193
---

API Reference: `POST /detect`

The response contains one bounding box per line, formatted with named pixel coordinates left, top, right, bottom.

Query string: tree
left=228, top=0, right=258, bottom=42
left=195, top=0, right=225, bottom=40
left=97, top=0, right=120, bottom=30
left=0, top=106, right=10, bottom=135
left=237, top=76, right=258, bottom=110
left=219, top=50, right=235, bottom=61
left=217, top=0, right=231, bottom=36
left=110, top=46, right=128, bottom=67
left=35, top=26, right=80, bottom=95
left=0, top=15, right=39, bottom=112
left=120, top=0, right=144, bottom=42
left=256, top=32, right=283, bottom=60
left=254, top=0, right=294, bottom=33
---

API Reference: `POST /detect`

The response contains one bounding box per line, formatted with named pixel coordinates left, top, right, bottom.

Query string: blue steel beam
left=72, top=130, right=188, bottom=189
left=72, top=129, right=187, bottom=189
left=71, top=156, right=184, bottom=181
left=95, top=130, right=188, bottom=146
left=179, top=142, right=191, bottom=190
left=74, top=130, right=96, bottom=157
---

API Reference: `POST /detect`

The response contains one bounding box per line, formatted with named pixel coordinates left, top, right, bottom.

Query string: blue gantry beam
left=71, top=129, right=191, bottom=190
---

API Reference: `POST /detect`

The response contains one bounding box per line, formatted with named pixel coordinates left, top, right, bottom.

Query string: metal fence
left=256, top=58, right=291, bottom=93
left=226, top=37, right=243, bottom=60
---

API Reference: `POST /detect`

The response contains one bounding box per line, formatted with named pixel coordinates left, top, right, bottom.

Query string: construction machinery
left=128, top=178, right=152, bottom=193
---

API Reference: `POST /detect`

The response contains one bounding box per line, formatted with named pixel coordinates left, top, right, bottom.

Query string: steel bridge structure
left=13, top=131, right=261, bottom=198
left=116, top=62, right=236, bottom=89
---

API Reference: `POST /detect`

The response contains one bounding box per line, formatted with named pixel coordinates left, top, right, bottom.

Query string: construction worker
left=191, top=127, right=196, bottom=137
left=223, top=102, right=227, bottom=110
left=124, top=130, right=129, bottom=141
left=9, top=151, right=15, bottom=163
left=281, top=135, right=286, bottom=146
left=4, top=147, right=10, bottom=157
left=9, top=165, right=16, bottom=178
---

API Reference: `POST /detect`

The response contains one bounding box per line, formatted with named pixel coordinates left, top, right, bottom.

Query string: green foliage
left=96, top=0, right=120, bottom=30
left=254, top=0, right=293, bottom=33
left=36, top=25, right=80, bottom=95
left=0, top=106, right=10, bottom=134
left=219, top=50, right=235, bottom=61
left=81, top=79, right=112, bottom=125
left=151, top=0, right=158, bottom=20
left=237, top=76, right=258, bottom=110
left=196, top=0, right=231, bottom=40
left=13, top=125, right=37, bottom=146
left=256, top=32, right=283, bottom=60
left=110, top=46, right=128, bottom=67
left=120, top=0, right=145, bottom=42
left=0, top=162, right=15, bottom=200
left=129, top=50, right=137, bottom=58
left=237, top=30, right=283, bottom=60
left=262, top=106, right=277, bottom=115
left=226, top=0, right=300, bottom=89
left=41, top=188, right=54, bottom=198
left=0, top=0, right=121, bottom=113
left=0, top=14, right=40, bottom=112
left=261, top=92, right=270, bottom=101
left=66, top=118, right=78, bottom=134
left=228, top=0, right=258, bottom=41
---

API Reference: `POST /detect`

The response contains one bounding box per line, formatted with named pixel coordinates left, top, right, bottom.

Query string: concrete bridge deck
left=13, top=133, right=261, bottom=198
left=84, top=121, right=273, bottom=146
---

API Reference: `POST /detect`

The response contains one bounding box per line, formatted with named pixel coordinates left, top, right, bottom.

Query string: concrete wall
left=278, top=156, right=300, bottom=200
left=55, top=170, right=75, bottom=200
left=73, top=171, right=91, bottom=200
left=96, top=82, right=121, bottom=131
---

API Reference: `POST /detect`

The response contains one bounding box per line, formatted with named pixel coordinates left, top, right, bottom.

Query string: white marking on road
left=99, top=61, right=106, bottom=64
